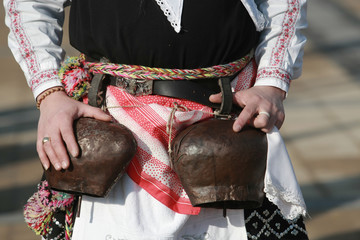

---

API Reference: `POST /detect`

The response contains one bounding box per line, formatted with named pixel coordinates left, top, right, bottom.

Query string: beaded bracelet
left=36, top=87, right=66, bottom=109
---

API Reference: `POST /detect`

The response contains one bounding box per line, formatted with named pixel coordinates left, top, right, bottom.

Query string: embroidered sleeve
left=254, top=0, right=307, bottom=92
left=4, top=0, right=71, bottom=99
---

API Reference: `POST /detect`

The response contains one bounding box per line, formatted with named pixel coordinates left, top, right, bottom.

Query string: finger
left=253, top=112, right=271, bottom=129
left=49, top=132, right=70, bottom=170
left=209, top=92, right=222, bottom=103
left=273, top=122, right=281, bottom=131
left=233, top=104, right=257, bottom=132
left=232, top=91, right=247, bottom=108
left=262, top=115, right=277, bottom=133
left=37, top=138, right=50, bottom=170
left=60, top=120, right=79, bottom=158
left=42, top=138, right=63, bottom=171
left=81, top=105, right=112, bottom=121
left=274, top=113, right=285, bottom=130
left=275, top=120, right=283, bottom=130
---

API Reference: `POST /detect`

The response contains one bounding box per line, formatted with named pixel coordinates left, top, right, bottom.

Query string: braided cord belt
left=59, top=52, right=253, bottom=99
left=86, top=53, right=252, bottom=80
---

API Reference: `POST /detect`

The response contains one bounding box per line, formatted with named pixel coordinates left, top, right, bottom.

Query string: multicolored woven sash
left=86, top=54, right=252, bottom=80
left=59, top=53, right=253, bottom=100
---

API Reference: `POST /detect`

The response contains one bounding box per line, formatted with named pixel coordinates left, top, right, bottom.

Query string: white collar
left=155, top=0, right=184, bottom=33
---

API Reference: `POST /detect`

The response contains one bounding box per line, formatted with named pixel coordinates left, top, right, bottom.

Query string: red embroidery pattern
left=8, top=0, right=53, bottom=92
left=256, top=67, right=291, bottom=84
left=257, top=0, right=300, bottom=85
left=29, top=69, right=59, bottom=91
left=271, top=0, right=300, bottom=66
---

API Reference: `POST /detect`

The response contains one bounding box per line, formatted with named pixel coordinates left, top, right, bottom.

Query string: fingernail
left=62, top=161, right=68, bottom=169
left=234, top=125, right=241, bottom=132
left=54, top=163, right=61, bottom=170
left=43, top=163, right=49, bottom=171
left=71, top=149, right=79, bottom=158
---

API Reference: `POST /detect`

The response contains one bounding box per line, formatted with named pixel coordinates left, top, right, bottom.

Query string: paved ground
left=0, top=0, right=359, bottom=239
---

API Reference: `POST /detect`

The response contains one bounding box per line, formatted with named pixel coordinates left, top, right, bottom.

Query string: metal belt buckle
left=115, top=77, right=153, bottom=96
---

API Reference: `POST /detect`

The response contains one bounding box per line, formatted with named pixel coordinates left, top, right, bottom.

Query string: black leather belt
left=88, top=72, right=242, bottom=115
left=86, top=54, right=243, bottom=114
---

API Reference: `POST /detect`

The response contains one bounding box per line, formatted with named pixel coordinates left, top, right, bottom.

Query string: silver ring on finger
left=258, top=111, right=270, bottom=118
left=42, top=137, right=51, bottom=144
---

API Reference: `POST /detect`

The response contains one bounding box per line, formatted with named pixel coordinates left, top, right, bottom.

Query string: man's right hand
left=37, top=90, right=112, bottom=171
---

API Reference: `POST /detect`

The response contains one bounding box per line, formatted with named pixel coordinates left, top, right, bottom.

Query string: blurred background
left=1, top=0, right=359, bottom=239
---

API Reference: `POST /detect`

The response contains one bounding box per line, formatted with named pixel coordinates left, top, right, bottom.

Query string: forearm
left=4, top=0, right=70, bottom=99
left=254, top=0, right=308, bottom=93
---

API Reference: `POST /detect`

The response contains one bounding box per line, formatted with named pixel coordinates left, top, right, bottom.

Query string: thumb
left=209, top=92, right=222, bottom=103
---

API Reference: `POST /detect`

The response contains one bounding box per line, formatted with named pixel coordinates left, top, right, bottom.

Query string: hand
left=209, top=86, right=286, bottom=133
left=37, top=90, right=112, bottom=171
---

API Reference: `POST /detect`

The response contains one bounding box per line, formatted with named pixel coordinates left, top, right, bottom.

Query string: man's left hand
left=209, top=86, right=286, bottom=133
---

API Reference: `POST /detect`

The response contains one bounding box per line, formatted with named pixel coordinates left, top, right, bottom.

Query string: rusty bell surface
left=45, top=117, right=137, bottom=197
left=171, top=118, right=267, bottom=209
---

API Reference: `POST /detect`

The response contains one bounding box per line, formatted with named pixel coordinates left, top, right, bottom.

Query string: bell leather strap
left=88, top=57, right=111, bottom=107
left=88, top=73, right=109, bottom=107
left=217, top=77, right=233, bottom=115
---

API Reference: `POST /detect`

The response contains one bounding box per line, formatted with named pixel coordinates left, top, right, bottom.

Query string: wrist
left=269, top=86, right=286, bottom=100
left=253, top=85, right=286, bottom=100
left=36, top=86, right=66, bottom=109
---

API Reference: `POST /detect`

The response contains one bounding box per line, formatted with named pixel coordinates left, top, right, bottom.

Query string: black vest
left=69, top=0, right=259, bottom=68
